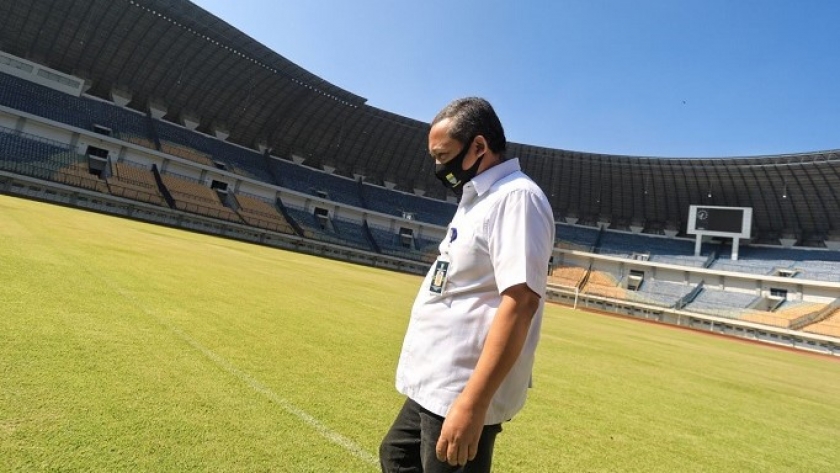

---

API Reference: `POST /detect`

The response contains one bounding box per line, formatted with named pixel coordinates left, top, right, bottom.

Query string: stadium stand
left=581, top=269, right=628, bottom=300
left=360, top=182, right=456, bottom=226
left=153, top=120, right=275, bottom=183
left=231, top=193, right=295, bottom=235
left=0, top=72, right=86, bottom=129
left=569, top=267, right=699, bottom=308
left=793, top=260, right=840, bottom=283
left=708, top=258, right=792, bottom=276
left=414, top=239, right=440, bottom=263
left=597, top=230, right=713, bottom=266
left=331, top=218, right=376, bottom=252
left=739, top=301, right=827, bottom=329
left=550, top=262, right=835, bottom=327
left=0, top=127, right=109, bottom=193
left=555, top=223, right=600, bottom=251
left=54, top=161, right=109, bottom=194
left=106, top=161, right=166, bottom=206
left=282, top=205, right=374, bottom=251
left=282, top=206, right=327, bottom=239
left=159, top=172, right=242, bottom=223
left=0, top=128, right=67, bottom=177
left=683, top=288, right=760, bottom=319
left=629, top=280, right=696, bottom=307
left=0, top=72, right=153, bottom=145
left=267, top=158, right=365, bottom=208
left=366, top=225, right=406, bottom=257
left=802, top=308, right=840, bottom=338
left=159, top=141, right=215, bottom=167
left=560, top=227, right=840, bottom=278
left=367, top=225, right=437, bottom=262
left=548, top=265, right=588, bottom=288
left=708, top=245, right=840, bottom=282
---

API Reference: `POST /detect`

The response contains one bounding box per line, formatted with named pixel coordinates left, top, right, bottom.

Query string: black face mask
left=434, top=137, right=483, bottom=196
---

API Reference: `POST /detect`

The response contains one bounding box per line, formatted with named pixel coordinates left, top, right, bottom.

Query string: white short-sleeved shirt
left=395, top=158, right=555, bottom=425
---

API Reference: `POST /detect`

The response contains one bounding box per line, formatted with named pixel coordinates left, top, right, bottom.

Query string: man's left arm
left=435, top=282, right=540, bottom=466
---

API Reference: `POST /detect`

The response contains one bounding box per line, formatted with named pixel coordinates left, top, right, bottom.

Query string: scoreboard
left=687, top=206, right=752, bottom=239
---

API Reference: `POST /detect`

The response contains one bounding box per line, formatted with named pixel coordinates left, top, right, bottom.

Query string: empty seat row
left=267, top=158, right=365, bottom=208
left=802, top=308, right=840, bottom=338
left=0, top=72, right=151, bottom=142
left=159, top=172, right=241, bottom=223
left=233, top=193, right=295, bottom=235
left=548, top=265, right=587, bottom=287
left=555, top=223, right=600, bottom=250
left=361, top=182, right=455, bottom=226
left=154, top=120, right=274, bottom=183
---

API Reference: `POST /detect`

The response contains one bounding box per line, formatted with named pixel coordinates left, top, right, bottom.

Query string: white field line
left=162, top=319, right=379, bottom=467
left=103, top=277, right=379, bottom=467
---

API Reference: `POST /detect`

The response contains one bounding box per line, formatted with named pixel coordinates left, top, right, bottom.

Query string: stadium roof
left=1, top=0, right=839, bottom=243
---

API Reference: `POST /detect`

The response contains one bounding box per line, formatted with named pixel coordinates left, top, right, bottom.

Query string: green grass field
left=1, top=193, right=839, bottom=472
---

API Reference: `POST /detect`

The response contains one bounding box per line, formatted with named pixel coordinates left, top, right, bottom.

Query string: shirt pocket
left=445, top=225, right=488, bottom=288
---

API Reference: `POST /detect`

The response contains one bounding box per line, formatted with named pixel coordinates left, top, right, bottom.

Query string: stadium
left=1, top=1, right=839, bottom=471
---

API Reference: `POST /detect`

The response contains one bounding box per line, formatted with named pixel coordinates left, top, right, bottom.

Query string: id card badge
left=429, top=257, right=450, bottom=294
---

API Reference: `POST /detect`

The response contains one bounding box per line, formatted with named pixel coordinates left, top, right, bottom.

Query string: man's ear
left=474, top=135, right=487, bottom=154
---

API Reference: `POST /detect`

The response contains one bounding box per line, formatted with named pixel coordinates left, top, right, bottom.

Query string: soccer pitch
left=1, top=193, right=838, bottom=472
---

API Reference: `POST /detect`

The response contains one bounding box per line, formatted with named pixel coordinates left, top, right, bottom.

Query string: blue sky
left=190, top=0, right=839, bottom=158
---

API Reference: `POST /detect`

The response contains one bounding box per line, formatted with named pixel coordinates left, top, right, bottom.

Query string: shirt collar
left=464, top=158, right=521, bottom=199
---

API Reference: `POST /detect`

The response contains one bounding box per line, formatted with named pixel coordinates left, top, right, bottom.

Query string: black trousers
left=380, top=397, right=502, bottom=473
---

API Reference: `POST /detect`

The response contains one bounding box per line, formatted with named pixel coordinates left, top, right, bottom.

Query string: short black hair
left=431, top=97, right=506, bottom=156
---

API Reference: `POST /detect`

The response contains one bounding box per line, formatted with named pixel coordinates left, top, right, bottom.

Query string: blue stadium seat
left=267, top=158, right=365, bottom=208
left=685, top=288, right=759, bottom=318
left=360, top=182, right=455, bottom=226
left=0, top=72, right=152, bottom=144
left=153, top=119, right=275, bottom=183
left=367, top=225, right=437, bottom=262
left=283, top=206, right=373, bottom=251
left=555, top=223, right=600, bottom=250
left=0, top=127, right=82, bottom=180
left=628, top=280, right=696, bottom=307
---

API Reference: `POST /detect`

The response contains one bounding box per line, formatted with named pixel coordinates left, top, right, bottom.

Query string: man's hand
left=435, top=395, right=487, bottom=466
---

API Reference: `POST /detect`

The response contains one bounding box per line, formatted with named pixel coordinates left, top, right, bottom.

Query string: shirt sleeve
left=487, top=188, right=555, bottom=296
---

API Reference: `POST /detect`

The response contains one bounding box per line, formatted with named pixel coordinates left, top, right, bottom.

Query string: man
left=380, top=97, right=555, bottom=472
